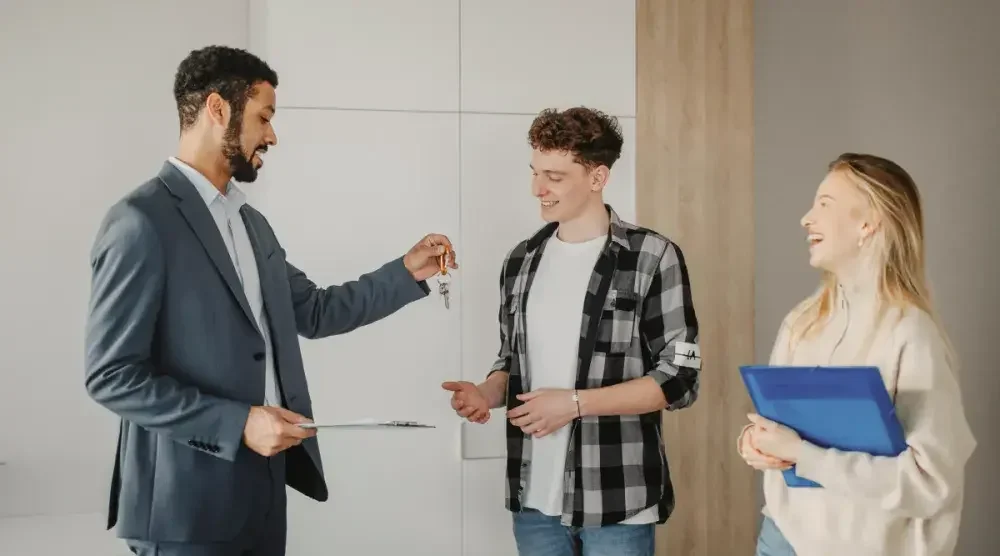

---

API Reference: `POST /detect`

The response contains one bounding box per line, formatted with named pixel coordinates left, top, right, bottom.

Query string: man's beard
left=222, top=117, right=261, bottom=183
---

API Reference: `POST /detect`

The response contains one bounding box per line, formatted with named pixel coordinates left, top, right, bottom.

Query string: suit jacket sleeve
left=84, top=202, right=250, bottom=462
left=283, top=249, right=430, bottom=340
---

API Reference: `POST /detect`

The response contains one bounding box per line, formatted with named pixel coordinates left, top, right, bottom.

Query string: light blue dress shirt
left=167, top=157, right=282, bottom=407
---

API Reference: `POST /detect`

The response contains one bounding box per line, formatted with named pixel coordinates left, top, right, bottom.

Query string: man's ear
left=205, top=92, right=230, bottom=127
left=590, top=165, right=610, bottom=192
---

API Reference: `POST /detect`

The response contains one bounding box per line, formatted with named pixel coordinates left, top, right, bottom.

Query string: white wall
left=0, top=1, right=249, bottom=554
left=247, top=1, right=636, bottom=554
left=0, top=1, right=635, bottom=554
left=754, top=1, right=1000, bottom=553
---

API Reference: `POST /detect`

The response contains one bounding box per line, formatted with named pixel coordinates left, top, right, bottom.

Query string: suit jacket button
left=253, top=352, right=265, bottom=361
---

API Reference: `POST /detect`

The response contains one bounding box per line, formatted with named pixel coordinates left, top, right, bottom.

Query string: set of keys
left=437, top=246, right=452, bottom=309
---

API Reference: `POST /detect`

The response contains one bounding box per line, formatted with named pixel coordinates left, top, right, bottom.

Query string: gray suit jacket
left=84, top=162, right=429, bottom=543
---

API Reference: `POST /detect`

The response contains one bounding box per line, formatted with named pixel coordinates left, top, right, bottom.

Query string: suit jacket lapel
left=157, top=163, right=260, bottom=334
left=240, top=208, right=279, bottom=334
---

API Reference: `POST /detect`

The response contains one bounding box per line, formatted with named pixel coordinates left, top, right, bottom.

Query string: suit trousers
left=126, top=452, right=287, bottom=556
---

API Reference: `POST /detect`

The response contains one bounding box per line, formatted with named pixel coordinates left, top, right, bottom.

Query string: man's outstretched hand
left=442, top=380, right=491, bottom=424
left=243, top=406, right=316, bottom=457
left=404, top=234, right=458, bottom=282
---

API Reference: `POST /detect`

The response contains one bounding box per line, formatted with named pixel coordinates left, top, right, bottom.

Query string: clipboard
left=298, top=418, right=435, bottom=429
left=739, top=365, right=907, bottom=487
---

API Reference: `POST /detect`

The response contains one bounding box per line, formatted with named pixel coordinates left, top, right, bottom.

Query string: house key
left=437, top=246, right=451, bottom=309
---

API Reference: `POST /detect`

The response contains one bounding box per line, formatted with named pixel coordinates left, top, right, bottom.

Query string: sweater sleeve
left=794, top=312, right=977, bottom=519
left=736, top=314, right=792, bottom=455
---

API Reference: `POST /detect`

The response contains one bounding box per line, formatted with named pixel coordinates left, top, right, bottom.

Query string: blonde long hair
left=788, top=153, right=956, bottom=367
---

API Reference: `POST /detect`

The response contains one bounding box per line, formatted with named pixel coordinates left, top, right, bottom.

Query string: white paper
left=298, top=418, right=435, bottom=429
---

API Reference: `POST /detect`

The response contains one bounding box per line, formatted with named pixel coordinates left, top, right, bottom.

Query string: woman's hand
left=740, top=425, right=794, bottom=471
left=746, top=413, right=804, bottom=463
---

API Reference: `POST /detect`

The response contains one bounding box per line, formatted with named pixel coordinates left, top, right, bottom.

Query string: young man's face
left=529, top=148, right=606, bottom=223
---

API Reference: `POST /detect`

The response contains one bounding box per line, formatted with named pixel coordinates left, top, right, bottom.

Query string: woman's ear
left=859, top=204, right=883, bottom=242
left=858, top=220, right=880, bottom=246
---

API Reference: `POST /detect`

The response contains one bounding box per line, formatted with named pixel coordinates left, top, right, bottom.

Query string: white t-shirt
left=522, top=232, right=659, bottom=524
left=523, top=232, right=602, bottom=516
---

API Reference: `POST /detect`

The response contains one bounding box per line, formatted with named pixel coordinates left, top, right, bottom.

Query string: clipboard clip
left=386, top=420, right=435, bottom=428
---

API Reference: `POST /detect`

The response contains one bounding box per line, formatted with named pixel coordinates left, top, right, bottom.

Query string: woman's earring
left=858, top=238, right=865, bottom=247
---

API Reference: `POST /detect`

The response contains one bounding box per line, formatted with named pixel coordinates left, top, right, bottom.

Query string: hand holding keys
left=401, top=234, right=458, bottom=295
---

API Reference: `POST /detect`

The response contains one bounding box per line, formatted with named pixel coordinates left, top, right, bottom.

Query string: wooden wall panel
left=635, top=1, right=757, bottom=554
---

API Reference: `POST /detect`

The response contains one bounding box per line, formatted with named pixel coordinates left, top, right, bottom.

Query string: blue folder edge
left=738, top=365, right=908, bottom=488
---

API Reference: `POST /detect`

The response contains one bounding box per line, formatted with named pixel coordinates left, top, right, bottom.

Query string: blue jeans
left=756, top=516, right=796, bottom=556
left=512, top=508, right=655, bottom=556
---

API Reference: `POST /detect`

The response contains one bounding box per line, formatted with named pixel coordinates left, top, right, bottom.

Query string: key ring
left=438, top=247, right=451, bottom=282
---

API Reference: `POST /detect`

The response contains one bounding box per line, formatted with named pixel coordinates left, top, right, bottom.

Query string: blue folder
left=738, top=365, right=908, bottom=487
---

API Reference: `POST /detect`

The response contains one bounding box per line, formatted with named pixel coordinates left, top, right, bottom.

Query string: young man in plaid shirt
left=443, top=107, right=700, bottom=556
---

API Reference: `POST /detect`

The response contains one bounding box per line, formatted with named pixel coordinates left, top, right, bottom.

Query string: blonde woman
left=738, top=153, right=977, bottom=556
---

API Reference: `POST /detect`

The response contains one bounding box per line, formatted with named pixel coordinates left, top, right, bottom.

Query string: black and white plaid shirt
left=489, top=205, right=700, bottom=527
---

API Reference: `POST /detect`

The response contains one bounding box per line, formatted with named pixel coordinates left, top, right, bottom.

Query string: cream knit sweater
left=742, top=282, right=977, bottom=556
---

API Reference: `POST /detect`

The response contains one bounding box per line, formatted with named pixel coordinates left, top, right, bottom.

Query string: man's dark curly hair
left=527, top=107, right=624, bottom=170
left=173, top=45, right=278, bottom=130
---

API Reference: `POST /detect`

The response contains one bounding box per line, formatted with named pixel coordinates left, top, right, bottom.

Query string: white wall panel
left=460, top=0, right=636, bottom=116
left=246, top=110, right=461, bottom=423
left=246, top=108, right=463, bottom=555
left=461, top=417, right=506, bottom=459
left=462, top=459, right=518, bottom=556
left=251, top=0, right=460, bottom=111
left=0, top=0, right=248, bottom=520
left=606, top=118, right=637, bottom=223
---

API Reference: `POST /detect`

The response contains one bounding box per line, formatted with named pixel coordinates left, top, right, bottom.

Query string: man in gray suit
left=84, top=45, right=457, bottom=555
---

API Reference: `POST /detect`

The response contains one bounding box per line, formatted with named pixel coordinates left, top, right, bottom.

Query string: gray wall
left=755, top=1, right=999, bottom=553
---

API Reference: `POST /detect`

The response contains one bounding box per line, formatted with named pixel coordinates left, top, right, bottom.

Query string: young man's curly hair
left=527, top=107, right=624, bottom=170
left=173, top=45, right=279, bottom=131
